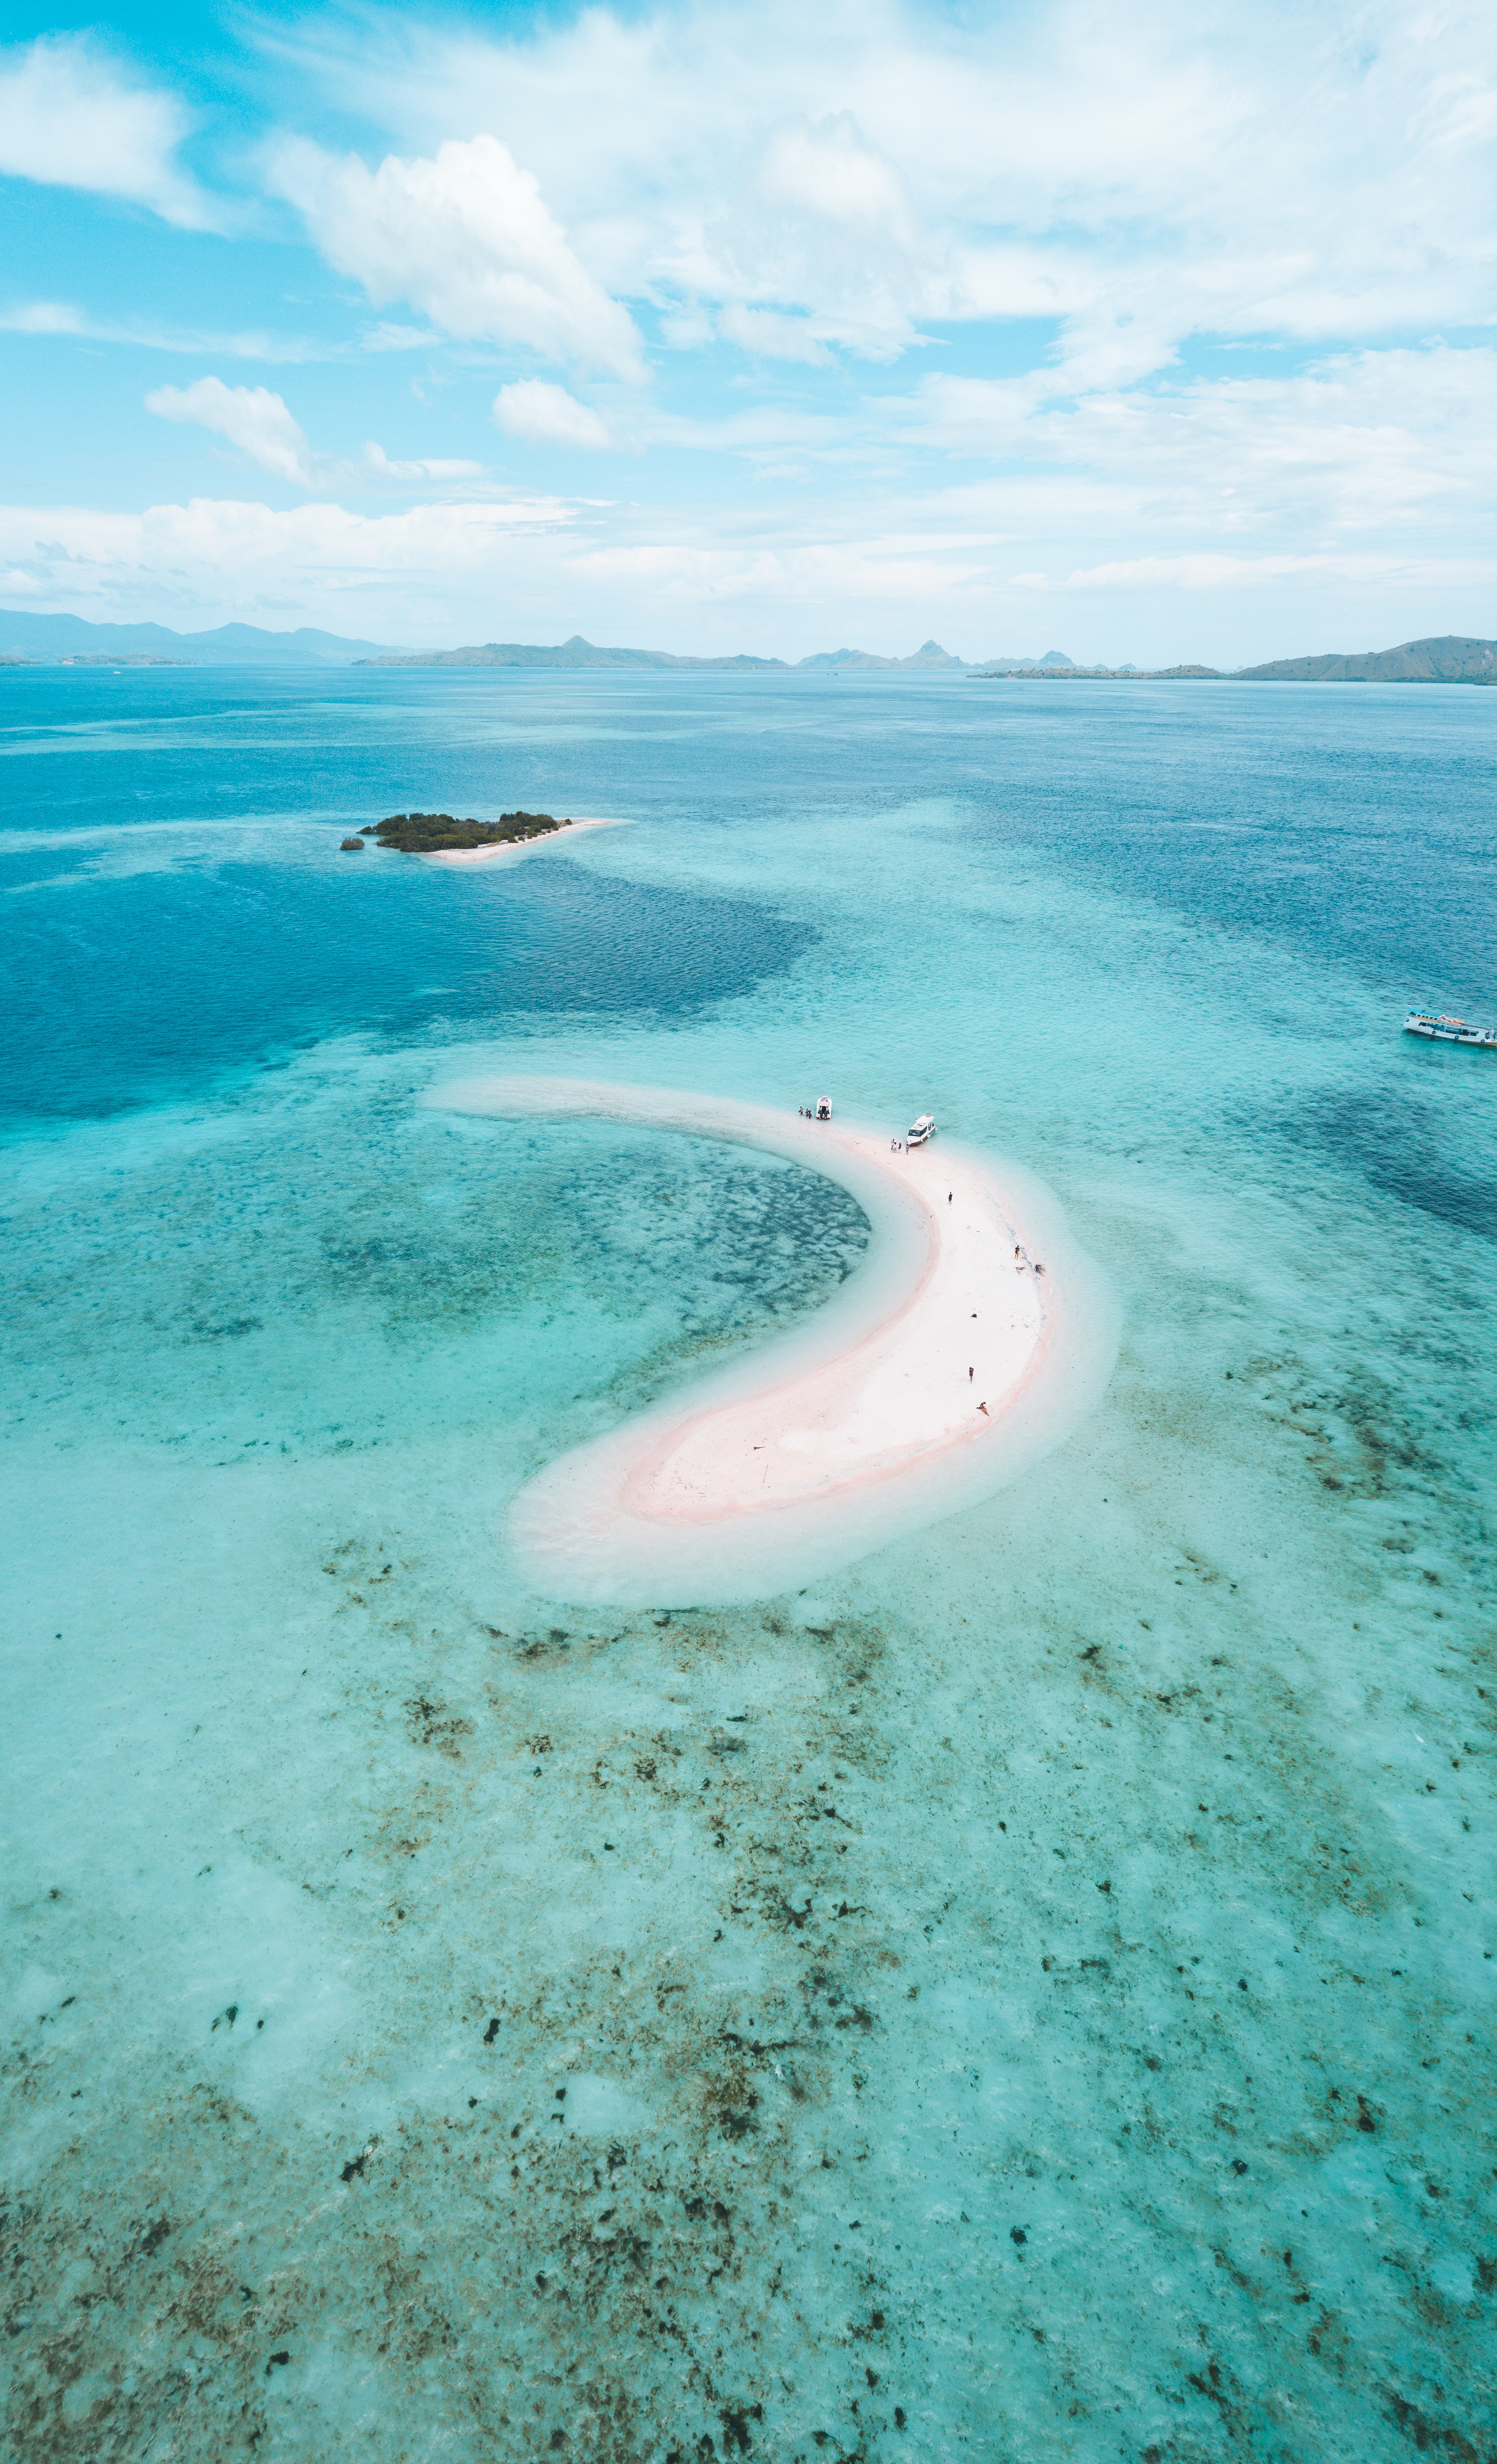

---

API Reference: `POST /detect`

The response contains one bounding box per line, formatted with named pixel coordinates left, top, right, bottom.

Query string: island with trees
left=355, top=809, right=570, bottom=854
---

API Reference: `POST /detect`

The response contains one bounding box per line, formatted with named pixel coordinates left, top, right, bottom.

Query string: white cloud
left=9, top=474, right=1497, bottom=668
left=361, top=323, right=436, bottom=354
left=493, top=380, right=616, bottom=450
left=269, top=133, right=646, bottom=381
left=15, top=1, right=1497, bottom=662
left=0, top=300, right=335, bottom=361
left=0, top=35, right=214, bottom=228
left=898, top=344, right=1497, bottom=541
left=364, top=442, right=486, bottom=480
left=144, top=384, right=491, bottom=492
left=659, top=302, right=716, bottom=351
left=146, top=379, right=317, bottom=487
left=717, top=307, right=831, bottom=365
left=0, top=493, right=581, bottom=642
left=680, top=114, right=926, bottom=359
left=1048, top=554, right=1433, bottom=592
left=756, top=114, right=913, bottom=240
left=2, top=301, right=88, bottom=336
left=279, top=0, right=1497, bottom=370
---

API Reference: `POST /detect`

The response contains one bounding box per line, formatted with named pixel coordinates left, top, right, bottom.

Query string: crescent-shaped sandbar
left=427, top=1077, right=1119, bottom=1602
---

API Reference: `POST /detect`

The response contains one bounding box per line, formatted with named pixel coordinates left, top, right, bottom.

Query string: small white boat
left=815, top=1095, right=833, bottom=1121
left=907, top=1112, right=936, bottom=1146
left=1405, top=1009, right=1497, bottom=1049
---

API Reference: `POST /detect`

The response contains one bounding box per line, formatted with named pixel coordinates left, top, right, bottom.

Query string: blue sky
left=2, top=0, right=1494, bottom=660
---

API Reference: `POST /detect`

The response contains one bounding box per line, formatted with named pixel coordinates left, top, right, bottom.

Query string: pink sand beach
left=427, top=1078, right=1118, bottom=1601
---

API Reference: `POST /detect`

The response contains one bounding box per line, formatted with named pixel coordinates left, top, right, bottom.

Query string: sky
left=2, top=0, right=1494, bottom=662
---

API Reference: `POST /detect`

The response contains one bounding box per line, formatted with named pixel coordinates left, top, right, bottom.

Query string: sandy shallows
left=427, top=1078, right=1118, bottom=1602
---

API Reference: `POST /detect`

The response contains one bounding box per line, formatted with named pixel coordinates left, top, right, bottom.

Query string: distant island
left=354, top=633, right=992, bottom=674
left=0, top=650, right=190, bottom=668
left=971, top=661, right=1220, bottom=681
left=1234, top=635, right=1497, bottom=685
left=971, top=634, right=1497, bottom=685
left=4, top=609, right=1496, bottom=685
left=362, top=809, right=570, bottom=854
left=63, top=653, right=189, bottom=668
left=361, top=635, right=783, bottom=673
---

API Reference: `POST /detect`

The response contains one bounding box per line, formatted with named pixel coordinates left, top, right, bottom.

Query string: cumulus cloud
left=0, top=35, right=214, bottom=228
left=708, top=115, right=925, bottom=358
left=493, top=380, right=615, bottom=449
left=16, top=0, right=1497, bottom=658
left=269, top=133, right=646, bottom=380
left=146, top=379, right=317, bottom=486
left=9, top=473, right=1497, bottom=668
left=756, top=114, right=913, bottom=240
left=145, top=383, right=492, bottom=491
left=281, top=0, right=1497, bottom=370
left=0, top=493, right=581, bottom=643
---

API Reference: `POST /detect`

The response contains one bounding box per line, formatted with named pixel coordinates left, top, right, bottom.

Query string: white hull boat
left=1405, top=1009, right=1497, bottom=1050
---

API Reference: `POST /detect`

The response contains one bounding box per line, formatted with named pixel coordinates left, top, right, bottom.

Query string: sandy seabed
left=428, top=1077, right=1120, bottom=1602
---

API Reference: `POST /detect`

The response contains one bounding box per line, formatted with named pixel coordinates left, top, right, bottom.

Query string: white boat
left=907, top=1112, right=936, bottom=1146
left=815, top=1095, right=833, bottom=1120
left=1404, top=1009, right=1497, bottom=1049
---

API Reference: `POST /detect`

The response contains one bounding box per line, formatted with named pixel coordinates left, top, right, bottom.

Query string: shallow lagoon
left=3, top=668, right=1494, bottom=2460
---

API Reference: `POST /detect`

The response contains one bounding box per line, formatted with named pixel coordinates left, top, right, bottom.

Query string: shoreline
left=424, top=815, right=634, bottom=868
left=427, top=1077, right=1119, bottom=1601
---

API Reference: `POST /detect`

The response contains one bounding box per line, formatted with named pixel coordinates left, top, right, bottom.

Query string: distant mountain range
left=0, top=612, right=1070, bottom=673
left=2, top=611, right=1494, bottom=685
left=353, top=634, right=1077, bottom=673
left=0, top=610, right=400, bottom=664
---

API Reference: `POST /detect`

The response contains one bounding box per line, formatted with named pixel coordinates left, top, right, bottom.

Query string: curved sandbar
left=428, top=1077, right=1118, bottom=1602
left=427, top=816, right=634, bottom=868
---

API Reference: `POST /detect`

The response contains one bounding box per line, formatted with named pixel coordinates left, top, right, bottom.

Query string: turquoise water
left=3, top=669, right=1494, bottom=2459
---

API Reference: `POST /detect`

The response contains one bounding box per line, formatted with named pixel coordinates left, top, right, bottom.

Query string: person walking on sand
left=969, top=1366, right=973, bottom=1381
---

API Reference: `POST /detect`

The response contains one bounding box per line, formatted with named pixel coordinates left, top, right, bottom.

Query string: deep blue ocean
left=3, top=665, right=1493, bottom=2461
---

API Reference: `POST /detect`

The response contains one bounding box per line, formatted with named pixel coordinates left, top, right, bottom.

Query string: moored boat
left=907, top=1112, right=936, bottom=1146
left=1404, top=1009, right=1497, bottom=1049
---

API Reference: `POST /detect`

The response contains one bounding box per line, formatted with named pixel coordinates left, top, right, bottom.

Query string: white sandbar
left=425, top=816, right=634, bottom=868
left=427, top=1077, right=1118, bottom=1602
